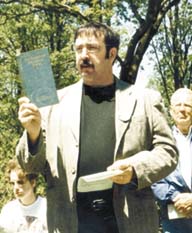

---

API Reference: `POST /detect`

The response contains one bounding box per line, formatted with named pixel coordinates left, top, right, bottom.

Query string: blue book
left=17, top=48, right=59, bottom=107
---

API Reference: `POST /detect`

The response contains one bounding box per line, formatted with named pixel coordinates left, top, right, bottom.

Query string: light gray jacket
left=16, top=78, right=178, bottom=233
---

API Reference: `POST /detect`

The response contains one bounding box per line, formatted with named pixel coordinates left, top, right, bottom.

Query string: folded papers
left=77, top=170, right=123, bottom=192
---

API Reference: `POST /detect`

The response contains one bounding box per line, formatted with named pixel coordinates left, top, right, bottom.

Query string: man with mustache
left=16, top=22, right=178, bottom=233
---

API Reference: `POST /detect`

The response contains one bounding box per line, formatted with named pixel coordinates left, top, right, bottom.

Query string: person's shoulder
left=115, top=78, right=132, bottom=90
left=115, top=79, right=160, bottom=97
left=57, top=79, right=82, bottom=100
left=115, top=79, right=135, bottom=98
left=40, top=80, right=82, bottom=114
left=134, top=86, right=162, bottom=103
left=36, top=196, right=47, bottom=206
left=143, top=87, right=161, bottom=98
left=35, top=196, right=47, bottom=216
left=1, top=199, right=19, bottom=212
left=36, top=195, right=46, bottom=201
left=115, top=79, right=162, bottom=105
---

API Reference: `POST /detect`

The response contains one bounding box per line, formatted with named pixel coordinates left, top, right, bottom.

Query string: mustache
left=80, top=59, right=94, bottom=68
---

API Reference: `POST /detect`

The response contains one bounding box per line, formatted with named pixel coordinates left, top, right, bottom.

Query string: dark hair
left=74, top=22, right=120, bottom=58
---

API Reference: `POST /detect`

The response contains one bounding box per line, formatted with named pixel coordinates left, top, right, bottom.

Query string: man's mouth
left=178, top=115, right=187, bottom=120
left=81, top=64, right=94, bottom=68
left=80, top=59, right=94, bottom=69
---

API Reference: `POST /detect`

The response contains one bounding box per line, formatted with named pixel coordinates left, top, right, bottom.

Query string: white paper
left=168, top=204, right=185, bottom=219
left=77, top=170, right=123, bottom=192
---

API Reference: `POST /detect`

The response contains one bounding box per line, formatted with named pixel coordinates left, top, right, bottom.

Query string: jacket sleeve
left=16, top=87, right=69, bottom=175
left=16, top=129, right=47, bottom=174
left=125, top=88, right=178, bottom=189
left=16, top=104, right=49, bottom=174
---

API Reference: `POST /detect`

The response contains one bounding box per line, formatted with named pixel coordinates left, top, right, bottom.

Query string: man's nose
left=81, top=47, right=89, bottom=57
left=179, top=104, right=186, bottom=110
left=13, top=183, right=20, bottom=190
left=177, top=103, right=189, bottom=111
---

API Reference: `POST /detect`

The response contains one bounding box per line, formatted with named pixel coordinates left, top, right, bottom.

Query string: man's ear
left=109, top=48, right=117, bottom=62
left=31, top=179, right=36, bottom=188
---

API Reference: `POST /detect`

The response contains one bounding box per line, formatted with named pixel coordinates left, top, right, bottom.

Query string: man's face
left=10, top=171, right=35, bottom=203
left=74, top=33, right=116, bottom=86
left=170, top=93, right=192, bottom=131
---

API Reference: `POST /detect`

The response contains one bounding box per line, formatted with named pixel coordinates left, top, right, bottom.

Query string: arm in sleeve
left=16, top=128, right=47, bottom=174
left=126, top=88, right=179, bottom=189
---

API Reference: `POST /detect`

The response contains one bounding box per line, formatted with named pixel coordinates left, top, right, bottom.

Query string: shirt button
left=71, top=168, right=76, bottom=174
left=72, top=196, right=76, bottom=203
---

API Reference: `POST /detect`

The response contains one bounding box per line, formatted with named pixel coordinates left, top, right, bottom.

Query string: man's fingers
left=19, top=113, right=38, bottom=124
left=18, top=96, right=30, bottom=106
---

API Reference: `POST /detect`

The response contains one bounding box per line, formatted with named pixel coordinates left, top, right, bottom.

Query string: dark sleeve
left=151, top=168, right=186, bottom=204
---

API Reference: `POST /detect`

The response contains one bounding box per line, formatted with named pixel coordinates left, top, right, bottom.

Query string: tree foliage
left=149, top=0, right=192, bottom=105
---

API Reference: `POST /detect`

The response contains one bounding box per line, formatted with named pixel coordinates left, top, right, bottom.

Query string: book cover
left=17, top=47, right=59, bottom=108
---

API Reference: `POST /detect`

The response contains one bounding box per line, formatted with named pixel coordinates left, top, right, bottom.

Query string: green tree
left=149, top=0, right=192, bottom=105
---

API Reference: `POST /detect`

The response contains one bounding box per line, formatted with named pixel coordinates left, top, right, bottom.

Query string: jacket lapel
left=114, top=80, right=137, bottom=156
left=69, top=80, right=83, bottom=144
left=59, top=79, right=82, bottom=146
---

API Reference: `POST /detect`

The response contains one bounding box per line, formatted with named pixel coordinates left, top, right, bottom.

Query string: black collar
left=83, top=83, right=115, bottom=103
